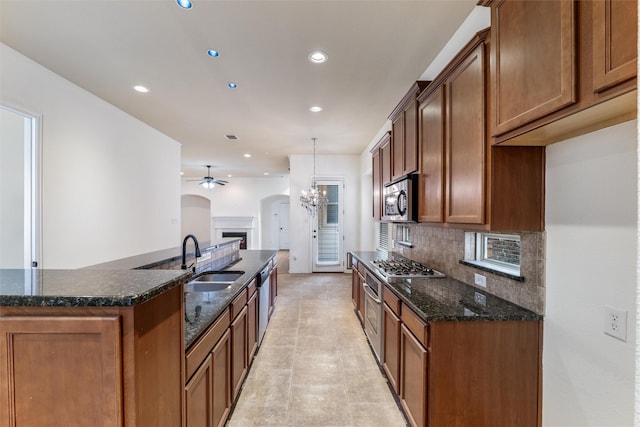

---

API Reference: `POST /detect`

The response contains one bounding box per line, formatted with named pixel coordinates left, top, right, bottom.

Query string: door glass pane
left=316, top=183, right=340, bottom=265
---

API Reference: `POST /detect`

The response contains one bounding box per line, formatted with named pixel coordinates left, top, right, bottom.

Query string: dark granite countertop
left=0, top=268, right=191, bottom=307
left=350, top=251, right=541, bottom=322
left=83, top=237, right=242, bottom=270
left=183, top=250, right=276, bottom=348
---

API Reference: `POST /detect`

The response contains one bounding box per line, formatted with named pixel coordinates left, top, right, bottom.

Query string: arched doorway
left=260, top=195, right=290, bottom=250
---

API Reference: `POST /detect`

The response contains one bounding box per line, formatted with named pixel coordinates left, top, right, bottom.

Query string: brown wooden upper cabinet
left=389, top=81, right=430, bottom=181
left=370, top=132, right=391, bottom=220
left=418, top=29, right=545, bottom=231
left=481, top=0, right=637, bottom=146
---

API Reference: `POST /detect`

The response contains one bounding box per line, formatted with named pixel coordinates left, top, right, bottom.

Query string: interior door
left=0, top=105, right=39, bottom=269
left=278, top=202, right=290, bottom=250
left=312, top=179, right=343, bottom=272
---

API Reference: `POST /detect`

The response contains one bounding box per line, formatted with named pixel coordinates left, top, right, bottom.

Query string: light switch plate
left=604, top=306, right=627, bottom=342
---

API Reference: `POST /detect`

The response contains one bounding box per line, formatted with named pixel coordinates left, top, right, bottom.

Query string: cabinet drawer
left=383, top=286, right=401, bottom=317
left=401, top=306, right=428, bottom=348
left=186, top=308, right=230, bottom=381
left=247, top=277, right=257, bottom=298
left=230, top=289, right=248, bottom=320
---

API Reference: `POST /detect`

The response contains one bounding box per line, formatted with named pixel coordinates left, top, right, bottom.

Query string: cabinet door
left=270, top=265, right=278, bottom=312
left=381, top=138, right=392, bottom=185
left=392, top=113, right=405, bottom=180
left=592, top=0, right=637, bottom=93
left=247, top=291, right=258, bottom=364
left=418, top=86, right=445, bottom=223
left=351, top=266, right=359, bottom=310
left=372, top=149, right=382, bottom=220
left=491, top=0, right=576, bottom=135
left=185, top=354, right=213, bottom=427
left=357, top=272, right=365, bottom=324
left=383, top=302, right=401, bottom=394
left=230, top=306, right=247, bottom=401
left=211, top=330, right=231, bottom=427
left=445, top=42, right=486, bottom=224
left=403, top=100, right=419, bottom=175
left=400, top=324, right=428, bottom=427
left=0, top=316, right=122, bottom=427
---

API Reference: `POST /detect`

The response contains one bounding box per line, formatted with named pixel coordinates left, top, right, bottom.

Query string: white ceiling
left=0, top=0, right=476, bottom=180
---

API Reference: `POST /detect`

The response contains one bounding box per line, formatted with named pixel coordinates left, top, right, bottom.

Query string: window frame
left=467, top=232, right=521, bottom=276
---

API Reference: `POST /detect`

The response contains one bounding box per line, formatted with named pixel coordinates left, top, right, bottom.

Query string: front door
left=312, top=178, right=343, bottom=272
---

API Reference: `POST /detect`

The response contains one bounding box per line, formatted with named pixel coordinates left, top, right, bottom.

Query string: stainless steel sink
left=192, top=271, right=244, bottom=283
left=185, top=271, right=245, bottom=292
left=185, top=282, right=232, bottom=292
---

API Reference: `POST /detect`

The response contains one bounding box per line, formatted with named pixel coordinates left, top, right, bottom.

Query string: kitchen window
left=375, top=222, right=390, bottom=256
left=464, top=232, right=521, bottom=277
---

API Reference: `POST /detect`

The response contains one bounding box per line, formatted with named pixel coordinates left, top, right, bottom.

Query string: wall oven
left=382, top=174, right=417, bottom=222
left=362, top=270, right=383, bottom=361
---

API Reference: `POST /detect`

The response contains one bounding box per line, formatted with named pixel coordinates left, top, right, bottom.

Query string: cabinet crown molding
left=388, top=81, right=431, bottom=120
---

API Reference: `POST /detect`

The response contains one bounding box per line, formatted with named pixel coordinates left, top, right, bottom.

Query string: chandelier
left=300, top=137, right=328, bottom=216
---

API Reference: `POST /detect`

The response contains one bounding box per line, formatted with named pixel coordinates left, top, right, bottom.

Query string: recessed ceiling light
left=227, top=174, right=232, bottom=178
left=207, top=50, right=220, bottom=57
left=133, top=85, right=149, bottom=93
left=180, top=171, right=184, bottom=175
left=308, top=50, right=328, bottom=64
left=244, top=153, right=251, bottom=158
left=227, top=82, right=238, bottom=89
left=309, top=106, right=323, bottom=112
left=264, top=172, right=269, bottom=176
left=176, top=0, right=192, bottom=9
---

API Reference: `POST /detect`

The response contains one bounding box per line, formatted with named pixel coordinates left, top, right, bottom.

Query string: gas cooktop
left=370, top=259, right=446, bottom=279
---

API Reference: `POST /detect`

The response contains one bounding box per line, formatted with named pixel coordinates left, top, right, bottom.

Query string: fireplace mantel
left=212, top=216, right=256, bottom=229
left=212, top=216, right=257, bottom=249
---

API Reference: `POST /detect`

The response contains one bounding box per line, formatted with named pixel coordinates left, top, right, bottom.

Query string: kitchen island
left=0, top=241, right=276, bottom=427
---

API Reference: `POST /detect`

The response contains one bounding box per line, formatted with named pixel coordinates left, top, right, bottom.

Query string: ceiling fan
left=188, top=165, right=228, bottom=189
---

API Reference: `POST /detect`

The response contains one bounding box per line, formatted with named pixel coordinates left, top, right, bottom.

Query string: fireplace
left=222, top=232, right=247, bottom=250
left=212, top=216, right=256, bottom=249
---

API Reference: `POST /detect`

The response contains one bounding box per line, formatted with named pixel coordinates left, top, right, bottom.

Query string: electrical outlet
left=604, top=306, right=627, bottom=342
left=474, top=292, right=487, bottom=306
left=474, top=273, right=486, bottom=288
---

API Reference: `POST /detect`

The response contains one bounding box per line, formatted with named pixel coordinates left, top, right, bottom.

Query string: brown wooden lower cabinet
left=382, top=302, right=401, bottom=394
left=230, top=305, right=248, bottom=401
left=0, top=285, right=184, bottom=427
left=185, top=328, right=231, bottom=427
left=383, top=290, right=542, bottom=427
left=211, top=330, right=231, bottom=427
left=185, top=353, right=213, bottom=427
left=0, top=315, right=123, bottom=427
left=247, top=289, right=258, bottom=364
left=400, top=323, right=428, bottom=427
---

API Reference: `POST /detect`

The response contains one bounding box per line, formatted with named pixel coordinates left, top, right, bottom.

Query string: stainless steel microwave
left=382, top=175, right=417, bottom=222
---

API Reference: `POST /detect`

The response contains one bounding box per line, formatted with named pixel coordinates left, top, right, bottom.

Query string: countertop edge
left=350, top=251, right=542, bottom=323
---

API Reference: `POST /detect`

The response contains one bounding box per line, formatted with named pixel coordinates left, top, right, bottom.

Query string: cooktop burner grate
left=371, top=259, right=446, bottom=279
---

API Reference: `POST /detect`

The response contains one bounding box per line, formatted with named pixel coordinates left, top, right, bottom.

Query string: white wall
left=0, top=44, right=181, bottom=268
left=181, top=194, right=211, bottom=242
left=544, top=120, right=637, bottom=426
left=289, top=154, right=360, bottom=273
left=181, top=175, right=289, bottom=249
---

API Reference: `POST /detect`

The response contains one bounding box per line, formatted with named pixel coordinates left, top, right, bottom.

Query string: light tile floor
left=227, top=272, right=407, bottom=427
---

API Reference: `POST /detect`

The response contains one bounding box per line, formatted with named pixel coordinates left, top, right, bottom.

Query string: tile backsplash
left=392, top=224, right=545, bottom=314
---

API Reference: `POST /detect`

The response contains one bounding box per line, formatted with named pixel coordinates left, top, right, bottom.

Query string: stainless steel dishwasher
left=257, top=265, right=270, bottom=346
